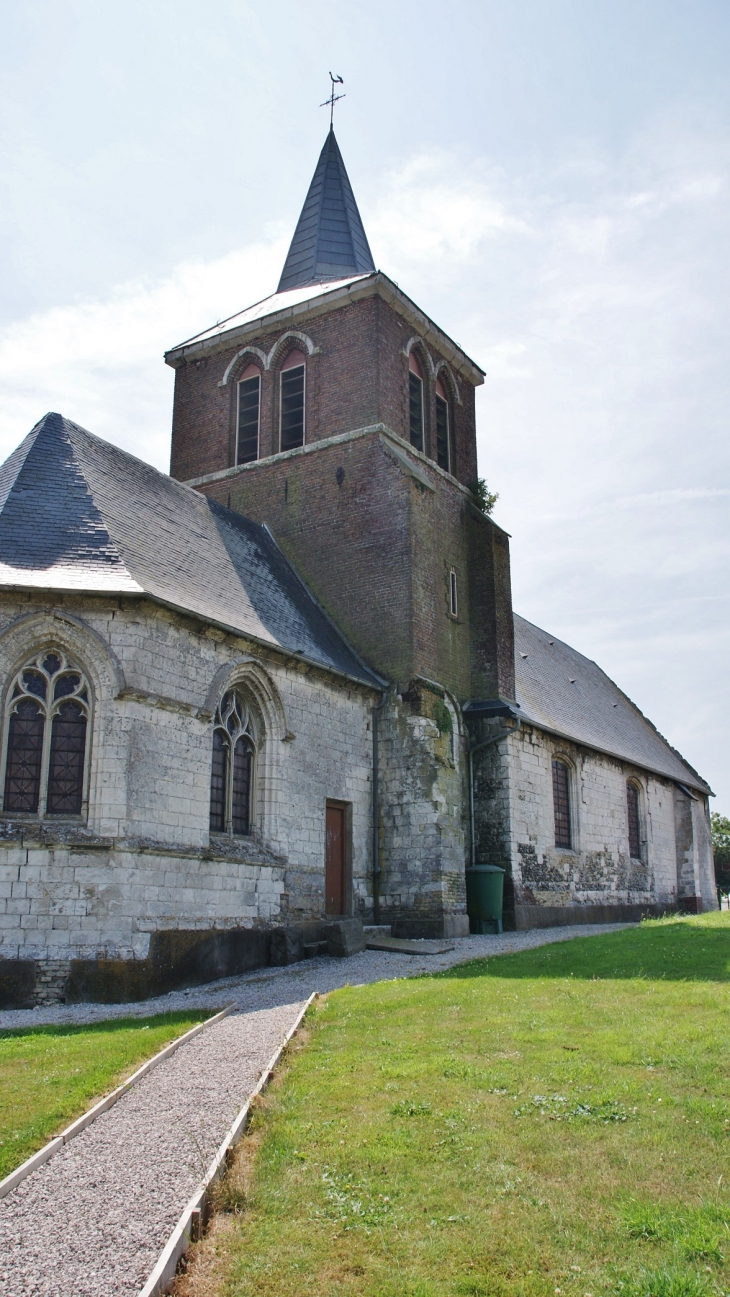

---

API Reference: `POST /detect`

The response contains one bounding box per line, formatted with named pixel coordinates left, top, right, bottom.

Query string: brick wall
left=169, top=292, right=478, bottom=489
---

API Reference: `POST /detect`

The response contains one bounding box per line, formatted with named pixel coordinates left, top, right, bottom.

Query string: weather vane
left=321, top=72, right=345, bottom=128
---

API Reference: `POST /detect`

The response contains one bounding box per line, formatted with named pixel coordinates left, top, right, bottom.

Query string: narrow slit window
left=552, top=759, right=572, bottom=848
left=449, top=568, right=458, bottom=617
left=627, top=783, right=641, bottom=859
left=408, top=353, right=424, bottom=452
left=280, top=350, right=306, bottom=451
left=237, top=366, right=261, bottom=465
left=435, top=378, right=450, bottom=472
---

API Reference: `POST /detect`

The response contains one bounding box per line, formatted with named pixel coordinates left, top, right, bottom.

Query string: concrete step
left=362, top=924, right=392, bottom=938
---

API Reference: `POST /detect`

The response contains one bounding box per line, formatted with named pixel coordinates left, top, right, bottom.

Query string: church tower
left=166, top=129, right=517, bottom=934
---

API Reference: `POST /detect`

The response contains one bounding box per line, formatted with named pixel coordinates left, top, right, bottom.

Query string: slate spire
left=277, top=128, right=375, bottom=292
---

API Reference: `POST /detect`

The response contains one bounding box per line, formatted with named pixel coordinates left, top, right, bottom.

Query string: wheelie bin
left=465, top=865, right=505, bottom=934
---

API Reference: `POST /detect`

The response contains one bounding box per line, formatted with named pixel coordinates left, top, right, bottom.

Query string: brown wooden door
left=325, top=803, right=346, bottom=916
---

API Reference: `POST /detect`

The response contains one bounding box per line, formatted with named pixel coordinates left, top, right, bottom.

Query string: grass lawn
left=184, top=914, right=730, bottom=1297
left=0, top=1008, right=211, bottom=1179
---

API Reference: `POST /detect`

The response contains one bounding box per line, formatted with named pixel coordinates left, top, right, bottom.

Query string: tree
left=711, top=812, right=730, bottom=901
left=468, top=478, right=499, bottom=516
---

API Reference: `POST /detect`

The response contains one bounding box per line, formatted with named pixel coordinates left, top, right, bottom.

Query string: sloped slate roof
left=278, top=129, right=375, bottom=292
left=0, top=413, right=381, bottom=687
left=514, top=613, right=711, bottom=794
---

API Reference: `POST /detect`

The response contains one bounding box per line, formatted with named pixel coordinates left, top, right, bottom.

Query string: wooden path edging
left=0, top=1002, right=236, bottom=1201
left=138, top=992, right=318, bottom=1297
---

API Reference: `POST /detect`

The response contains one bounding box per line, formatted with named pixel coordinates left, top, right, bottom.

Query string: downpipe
left=468, top=718, right=521, bottom=868
left=371, top=692, right=387, bottom=924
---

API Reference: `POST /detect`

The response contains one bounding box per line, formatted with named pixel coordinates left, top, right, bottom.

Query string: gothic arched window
left=280, top=349, right=306, bottom=451
left=408, top=352, right=424, bottom=452
left=552, top=758, right=572, bottom=849
left=2, top=651, right=91, bottom=817
left=627, top=781, right=642, bottom=860
left=209, top=690, right=256, bottom=836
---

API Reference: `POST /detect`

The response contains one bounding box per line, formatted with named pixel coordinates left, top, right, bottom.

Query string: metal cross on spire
left=320, top=72, right=345, bottom=129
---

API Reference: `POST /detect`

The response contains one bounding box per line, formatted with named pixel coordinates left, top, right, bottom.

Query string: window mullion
left=38, top=703, right=52, bottom=819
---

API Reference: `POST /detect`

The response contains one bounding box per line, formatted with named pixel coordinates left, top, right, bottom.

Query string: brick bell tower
left=166, top=127, right=516, bottom=935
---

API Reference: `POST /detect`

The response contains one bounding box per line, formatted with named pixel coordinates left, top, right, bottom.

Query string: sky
left=0, top=0, right=728, bottom=808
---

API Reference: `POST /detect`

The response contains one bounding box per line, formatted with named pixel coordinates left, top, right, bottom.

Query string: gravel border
left=0, top=923, right=632, bottom=1031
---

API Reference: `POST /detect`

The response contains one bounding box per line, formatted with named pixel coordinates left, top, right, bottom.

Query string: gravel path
left=0, top=1003, right=302, bottom=1297
left=0, top=923, right=631, bottom=1296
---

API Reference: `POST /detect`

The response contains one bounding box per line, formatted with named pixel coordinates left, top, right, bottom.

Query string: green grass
left=210, top=914, right=730, bottom=1297
left=0, top=1009, right=210, bottom=1178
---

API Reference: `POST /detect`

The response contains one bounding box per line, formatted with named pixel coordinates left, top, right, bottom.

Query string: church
left=0, top=129, right=716, bottom=1006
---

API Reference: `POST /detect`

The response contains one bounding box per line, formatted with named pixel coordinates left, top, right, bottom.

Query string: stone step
left=362, top=924, right=392, bottom=937
left=302, top=940, right=329, bottom=959
left=365, top=936, right=456, bottom=956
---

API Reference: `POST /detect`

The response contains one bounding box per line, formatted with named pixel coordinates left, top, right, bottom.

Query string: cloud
left=0, top=238, right=287, bottom=468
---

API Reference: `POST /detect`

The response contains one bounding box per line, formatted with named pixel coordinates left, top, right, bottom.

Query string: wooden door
left=325, top=802, right=346, bottom=916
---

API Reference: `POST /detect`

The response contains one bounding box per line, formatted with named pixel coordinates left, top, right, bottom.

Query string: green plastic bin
left=465, top=865, right=505, bottom=934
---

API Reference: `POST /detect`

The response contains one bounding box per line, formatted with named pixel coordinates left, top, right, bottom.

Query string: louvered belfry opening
left=209, top=690, right=256, bottom=836
left=435, top=377, right=450, bottom=472
left=409, top=352, right=424, bottom=452
left=552, top=759, right=572, bottom=849
left=237, top=366, right=261, bottom=465
left=3, top=651, right=90, bottom=818
left=280, top=350, right=306, bottom=451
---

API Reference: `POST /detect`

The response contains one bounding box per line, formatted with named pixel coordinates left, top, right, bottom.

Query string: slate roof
left=514, top=614, right=711, bottom=794
left=0, top=413, right=381, bottom=688
left=278, top=129, right=375, bottom=292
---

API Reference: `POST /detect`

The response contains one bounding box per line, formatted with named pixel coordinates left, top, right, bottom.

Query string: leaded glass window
left=209, top=690, right=256, bottom=836
left=2, top=651, right=90, bottom=817
left=627, top=782, right=641, bottom=860
left=237, top=368, right=261, bottom=465
left=552, top=758, right=572, bottom=849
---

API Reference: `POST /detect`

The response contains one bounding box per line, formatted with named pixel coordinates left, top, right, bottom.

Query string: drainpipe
left=371, top=692, right=387, bottom=924
left=468, top=718, right=521, bottom=868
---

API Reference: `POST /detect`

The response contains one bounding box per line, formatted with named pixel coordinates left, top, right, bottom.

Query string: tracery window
left=2, top=651, right=90, bottom=817
left=552, top=758, right=572, bottom=849
left=627, top=782, right=642, bottom=860
left=280, top=349, right=306, bottom=451
left=237, top=364, right=261, bottom=464
left=435, top=377, right=450, bottom=472
left=209, top=690, right=256, bottom=836
left=408, top=352, right=424, bottom=452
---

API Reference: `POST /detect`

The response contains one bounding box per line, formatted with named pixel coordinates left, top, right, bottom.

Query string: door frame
left=325, top=798, right=353, bottom=917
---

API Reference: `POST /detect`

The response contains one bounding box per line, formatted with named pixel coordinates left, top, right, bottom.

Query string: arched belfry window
left=280, top=349, right=306, bottom=452
left=2, top=651, right=91, bottom=817
left=408, top=352, right=424, bottom=453
left=209, top=690, right=257, bottom=836
left=435, top=376, right=450, bottom=473
left=237, top=364, right=261, bottom=465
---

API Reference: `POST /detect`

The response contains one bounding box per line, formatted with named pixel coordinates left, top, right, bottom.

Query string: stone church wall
left=490, top=724, right=717, bottom=927
left=0, top=594, right=375, bottom=1001
left=374, top=683, right=470, bottom=938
